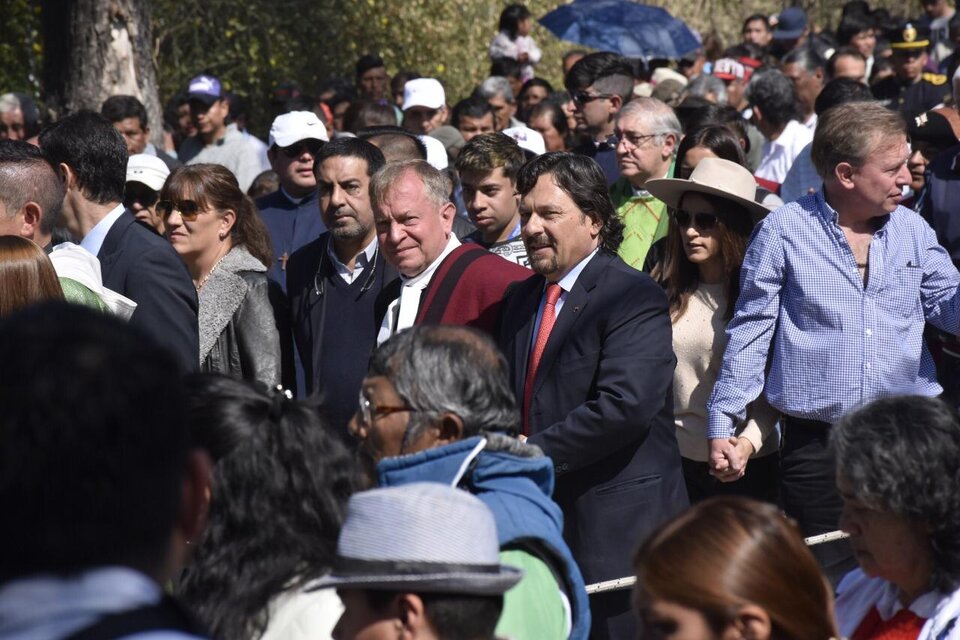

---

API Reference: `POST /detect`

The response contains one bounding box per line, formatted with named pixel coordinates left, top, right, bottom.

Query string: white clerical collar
left=401, top=233, right=461, bottom=289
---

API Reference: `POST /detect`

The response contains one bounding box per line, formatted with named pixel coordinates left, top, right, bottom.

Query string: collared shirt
left=280, top=186, right=307, bottom=206
left=531, top=248, right=600, bottom=348
left=79, top=204, right=126, bottom=257
left=377, top=234, right=461, bottom=344
left=0, top=566, right=202, bottom=640
left=327, top=236, right=378, bottom=284
left=707, top=190, right=960, bottom=438
left=779, top=142, right=821, bottom=203
left=755, top=119, right=814, bottom=192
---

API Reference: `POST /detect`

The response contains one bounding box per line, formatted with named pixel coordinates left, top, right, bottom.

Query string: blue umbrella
left=539, top=0, right=701, bottom=59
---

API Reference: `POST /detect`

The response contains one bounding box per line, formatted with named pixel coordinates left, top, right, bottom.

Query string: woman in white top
left=646, top=157, right=779, bottom=503
left=489, top=4, right=542, bottom=83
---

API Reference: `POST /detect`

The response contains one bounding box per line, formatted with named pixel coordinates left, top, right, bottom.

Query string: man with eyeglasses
left=565, top=52, right=635, bottom=185
left=286, top=137, right=396, bottom=433
left=124, top=154, right=169, bottom=235
left=257, top=110, right=329, bottom=292
left=608, top=97, right=681, bottom=270
left=179, top=75, right=262, bottom=193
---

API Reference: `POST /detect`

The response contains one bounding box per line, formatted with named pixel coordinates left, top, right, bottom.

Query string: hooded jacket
left=377, top=434, right=591, bottom=640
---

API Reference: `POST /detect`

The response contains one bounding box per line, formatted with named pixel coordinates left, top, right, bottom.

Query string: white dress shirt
left=79, top=204, right=126, bottom=257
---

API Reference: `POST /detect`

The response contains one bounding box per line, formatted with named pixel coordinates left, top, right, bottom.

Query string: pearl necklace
left=195, top=253, right=228, bottom=291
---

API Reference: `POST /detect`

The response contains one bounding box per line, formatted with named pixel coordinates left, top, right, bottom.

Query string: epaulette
left=922, top=72, right=948, bottom=85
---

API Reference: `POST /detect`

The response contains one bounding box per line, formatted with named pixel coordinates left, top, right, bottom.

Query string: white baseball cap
left=126, top=154, right=170, bottom=192
left=501, top=126, right=546, bottom=156
left=268, top=110, right=329, bottom=148
left=403, top=78, right=446, bottom=111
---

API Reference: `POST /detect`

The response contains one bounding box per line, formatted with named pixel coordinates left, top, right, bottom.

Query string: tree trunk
left=41, top=0, right=163, bottom=145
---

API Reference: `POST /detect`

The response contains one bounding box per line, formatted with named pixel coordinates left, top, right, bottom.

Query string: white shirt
left=0, top=567, right=202, bottom=640
left=79, top=203, right=126, bottom=257
left=755, top=119, right=814, bottom=188
left=835, top=568, right=942, bottom=639
left=328, top=236, right=378, bottom=285
left=377, top=234, right=461, bottom=345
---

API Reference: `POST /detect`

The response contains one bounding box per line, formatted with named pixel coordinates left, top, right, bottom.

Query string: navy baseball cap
left=187, top=74, right=223, bottom=105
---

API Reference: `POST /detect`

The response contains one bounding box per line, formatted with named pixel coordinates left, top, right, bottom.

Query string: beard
left=525, top=235, right=559, bottom=276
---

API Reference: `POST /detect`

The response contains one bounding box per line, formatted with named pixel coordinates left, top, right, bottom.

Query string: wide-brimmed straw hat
left=305, top=482, right=523, bottom=595
left=645, top=157, right=771, bottom=225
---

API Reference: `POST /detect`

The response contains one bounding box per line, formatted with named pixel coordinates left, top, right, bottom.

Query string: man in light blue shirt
left=708, top=101, right=960, bottom=582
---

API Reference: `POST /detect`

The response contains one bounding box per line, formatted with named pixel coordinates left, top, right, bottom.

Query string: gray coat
left=199, top=245, right=281, bottom=387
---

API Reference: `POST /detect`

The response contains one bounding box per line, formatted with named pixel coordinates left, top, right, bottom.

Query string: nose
left=166, top=209, right=183, bottom=228
left=896, top=162, right=912, bottom=186
left=838, top=503, right=860, bottom=537
left=329, top=184, right=346, bottom=209
left=347, top=414, right=366, bottom=440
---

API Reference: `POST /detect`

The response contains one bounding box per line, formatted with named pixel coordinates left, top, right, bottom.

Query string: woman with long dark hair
left=634, top=496, right=838, bottom=640
left=160, top=164, right=281, bottom=385
left=177, top=374, right=358, bottom=640
left=646, top=158, right=779, bottom=503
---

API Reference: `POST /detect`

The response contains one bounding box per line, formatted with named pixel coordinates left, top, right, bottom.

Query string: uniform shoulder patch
left=923, top=72, right=948, bottom=85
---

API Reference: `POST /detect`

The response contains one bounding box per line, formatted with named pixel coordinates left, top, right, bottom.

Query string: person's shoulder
left=929, top=142, right=960, bottom=174
left=256, top=190, right=287, bottom=211
left=922, top=72, right=949, bottom=87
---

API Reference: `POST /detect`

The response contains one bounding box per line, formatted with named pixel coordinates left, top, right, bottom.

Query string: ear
left=439, top=201, right=456, bottom=235
left=726, top=604, right=772, bottom=640
left=834, top=161, right=856, bottom=190
left=220, top=208, right=237, bottom=235
left=19, top=201, right=42, bottom=237
left=751, top=105, right=764, bottom=124
left=661, top=133, right=678, bottom=160
left=608, top=95, right=623, bottom=116
left=435, top=412, right=465, bottom=446
left=60, top=162, right=77, bottom=191
left=396, top=592, right=430, bottom=637
left=814, top=67, right=825, bottom=84
left=267, top=147, right=278, bottom=171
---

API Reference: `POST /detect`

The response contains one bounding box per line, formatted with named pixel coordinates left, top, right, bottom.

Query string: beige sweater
left=672, top=282, right=779, bottom=462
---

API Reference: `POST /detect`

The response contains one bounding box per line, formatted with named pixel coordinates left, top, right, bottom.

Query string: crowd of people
left=3, top=0, right=960, bottom=639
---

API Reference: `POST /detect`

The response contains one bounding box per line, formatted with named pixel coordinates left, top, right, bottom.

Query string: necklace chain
left=196, top=253, right=228, bottom=291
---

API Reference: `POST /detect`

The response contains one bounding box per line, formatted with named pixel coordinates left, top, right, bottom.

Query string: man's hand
left=710, top=437, right=755, bottom=482
left=709, top=437, right=737, bottom=472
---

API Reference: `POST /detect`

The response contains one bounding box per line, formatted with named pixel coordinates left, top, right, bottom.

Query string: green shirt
left=496, top=548, right=569, bottom=640
left=610, top=175, right=671, bottom=270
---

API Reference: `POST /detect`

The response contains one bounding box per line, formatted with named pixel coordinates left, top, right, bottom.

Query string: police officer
left=873, top=21, right=951, bottom=119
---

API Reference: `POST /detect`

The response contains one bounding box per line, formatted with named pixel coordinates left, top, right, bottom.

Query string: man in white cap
left=179, top=73, right=262, bottom=192
left=402, top=78, right=448, bottom=135
left=308, top=482, right=522, bottom=640
left=257, top=110, right=329, bottom=292
left=124, top=154, right=170, bottom=235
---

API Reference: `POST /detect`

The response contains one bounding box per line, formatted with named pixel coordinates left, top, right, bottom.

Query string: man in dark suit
left=40, top=111, right=198, bottom=371
left=498, top=152, right=687, bottom=640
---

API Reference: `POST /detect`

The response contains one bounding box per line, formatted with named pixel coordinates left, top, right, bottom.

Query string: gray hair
left=684, top=75, right=727, bottom=106
left=369, top=325, right=519, bottom=444
left=618, top=97, right=682, bottom=140
left=0, top=141, right=64, bottom=235
left=477, top=76, right=514, bottom=103
left=811, top=102, right=905, bottom=178
left=831, top=395, right=960, bottom=591
left=369, top=159, right=451, bottom=211
left=783, top=47, right=825, bottom=73
left=0, top=93, right=21, bottom=115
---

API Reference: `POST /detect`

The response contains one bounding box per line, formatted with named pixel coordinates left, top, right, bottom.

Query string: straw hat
left=644, top=157, right=771, bottom=224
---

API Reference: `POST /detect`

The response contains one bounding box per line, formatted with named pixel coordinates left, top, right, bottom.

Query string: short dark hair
left=455, top=132, right=526, bottom=183
left=39, top=110, right=127, bottom=205
left=490, top=57, right=522, bottom=81
left=564, top=52, right=635, bottom=104
left=745, top=68, right=801, bottom=128
left=452, top=96, right=495, bottom=128
left=826, top=46, right=868, bottom=79
left=369, top=325, right=520, bottom=442
left=356, top=53, right=385, bottom=77
left=836, top=11, right=876, bottom=47
left=365, top=590, right=503, bottom=640
left=529, top=100, right=570, bottom=138
left=814, top=77, right=874, bottom=116
left=0, top=140, right=64, bottom=235
left=359, top=126, right=428, bottom=162
left=315, top=136, right=386, bottom=179
left=742, top=14, right=771, bottom=33
left=101, top=95, right=148, bottom=130
left=0, top=302, right=190, bottom=581
left=832, top=395, right=960, bottom=591
left=516, top=152, right=624, bottom=251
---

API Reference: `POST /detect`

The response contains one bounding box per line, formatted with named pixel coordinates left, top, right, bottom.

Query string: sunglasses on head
left=123, top=187, right=159, bottom=208
left=673, top=209, right=719, bottom=231
left=156, top=199, right=202, bottom=221
left=279, top=139, right=324, bottom=158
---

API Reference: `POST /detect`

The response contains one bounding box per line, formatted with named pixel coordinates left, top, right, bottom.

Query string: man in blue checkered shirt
left=707, top=101, right=960, bottom=583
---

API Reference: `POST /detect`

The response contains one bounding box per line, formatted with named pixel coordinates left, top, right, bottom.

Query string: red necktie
left=851, top=606, right=926, bottom=640
left=522, top=283, right=563, bottom=436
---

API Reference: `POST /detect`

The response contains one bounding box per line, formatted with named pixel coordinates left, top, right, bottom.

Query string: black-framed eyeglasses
left=357, top=390, right=418, bottom=427
left=156, top=199, right=204, bottom=221
left=673, top=210, right=719, bottom=231
left=279, top=139, right=325, bottom=158
left=123, top=186, right=160, bottom=208
left=572, top=91, right=615, bottom=106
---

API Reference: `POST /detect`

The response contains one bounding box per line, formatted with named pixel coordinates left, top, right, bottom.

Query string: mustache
left=525, top=234, right=554, bottom=250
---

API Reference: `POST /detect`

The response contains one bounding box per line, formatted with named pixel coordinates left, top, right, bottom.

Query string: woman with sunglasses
left=159, top=164, right=282, bottom=386
left=646, top=158, right=779, bottom=503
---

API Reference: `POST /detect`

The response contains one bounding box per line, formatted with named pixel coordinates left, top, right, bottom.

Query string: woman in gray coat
left=160, top=163, right=281, bottom=386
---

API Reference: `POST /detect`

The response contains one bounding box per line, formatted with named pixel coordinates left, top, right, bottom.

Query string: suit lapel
left=532, top=251, right=612, bottom=396
left=509, top=277, right=543, bottom=401
left=97, top=210, right=136, bottom=276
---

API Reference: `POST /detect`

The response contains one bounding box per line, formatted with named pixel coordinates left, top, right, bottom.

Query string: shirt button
left=866, top=328, right=873, bottom=337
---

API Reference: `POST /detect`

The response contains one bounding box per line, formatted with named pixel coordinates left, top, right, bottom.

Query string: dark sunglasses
left=123, top=187, right=159, bottom=208
left=279, top=139, right=325, bottom=158
left=156, top=199, right=202, bottom=221
left=673, top=210, right=719, bottom=231
left=572, top=91, right=615, bottom=106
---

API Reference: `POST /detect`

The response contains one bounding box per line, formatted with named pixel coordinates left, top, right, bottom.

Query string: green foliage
left=0, top=0, right=42, bottom=96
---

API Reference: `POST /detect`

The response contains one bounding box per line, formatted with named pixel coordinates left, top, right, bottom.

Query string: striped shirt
left=707, top=190, right=960, bottom=438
